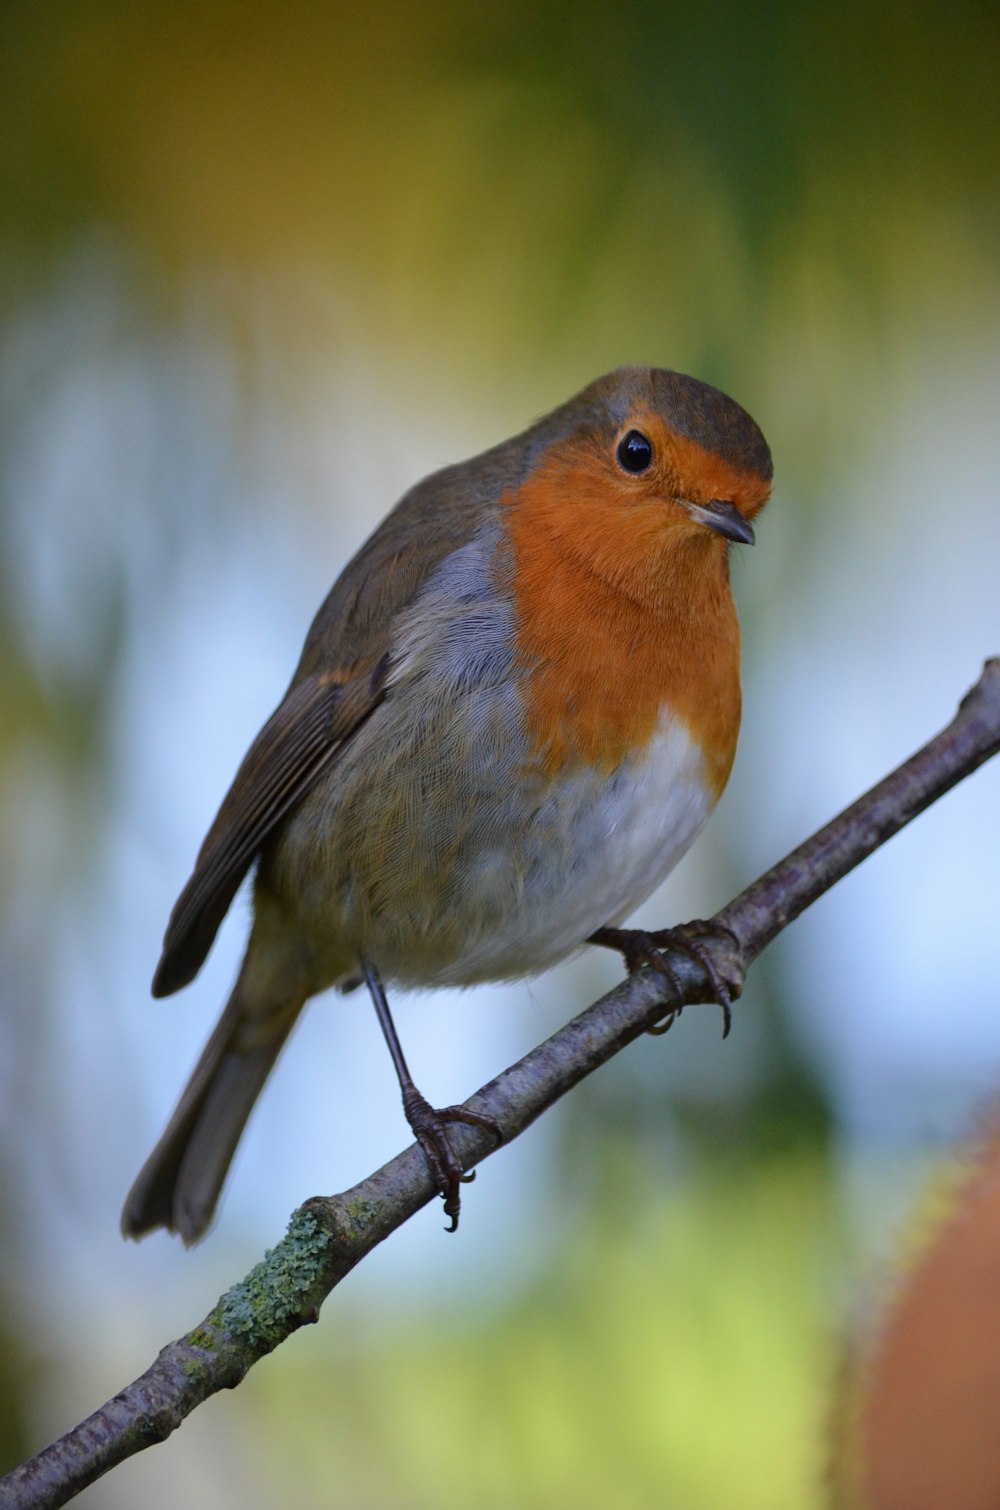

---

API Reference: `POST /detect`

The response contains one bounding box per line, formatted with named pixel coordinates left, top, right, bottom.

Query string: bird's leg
left=361, top=959, right=502, bottom=1231
left=589, top=921, right=743, bottom=1038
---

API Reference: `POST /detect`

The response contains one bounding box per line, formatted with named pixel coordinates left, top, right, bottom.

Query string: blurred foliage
left=4, top=0, right=998, bottom=398
left=247, top=1152, right=841, bottom=1510
left=0, top=1314, right=31, bottom=1478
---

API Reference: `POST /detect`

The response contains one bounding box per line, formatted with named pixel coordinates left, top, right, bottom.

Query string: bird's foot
left=401, top=1087, right=503, bottom=1231
left=590, top=920, right=743, bottom=1038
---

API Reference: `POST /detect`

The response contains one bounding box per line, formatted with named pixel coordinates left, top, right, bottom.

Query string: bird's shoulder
left=290, top=425, right=547, bottom=686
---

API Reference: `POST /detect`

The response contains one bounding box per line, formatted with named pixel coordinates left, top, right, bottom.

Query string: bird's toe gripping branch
left=400, top=1087, right=503, bottom=1231
left=590, top=920, right=746, bottom=1038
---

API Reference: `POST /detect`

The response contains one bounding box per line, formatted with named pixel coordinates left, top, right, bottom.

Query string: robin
left=122, top=365, right=772, bottom=1243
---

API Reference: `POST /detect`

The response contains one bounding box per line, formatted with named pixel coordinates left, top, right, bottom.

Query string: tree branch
left=4, top=658, right=999, bottom=1510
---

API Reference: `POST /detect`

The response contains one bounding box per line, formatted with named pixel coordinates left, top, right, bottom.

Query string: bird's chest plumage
left=267, top=519, right=737, bottom=989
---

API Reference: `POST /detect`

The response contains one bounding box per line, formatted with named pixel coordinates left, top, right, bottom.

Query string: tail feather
left=121, top=986, right=302, bottom=1244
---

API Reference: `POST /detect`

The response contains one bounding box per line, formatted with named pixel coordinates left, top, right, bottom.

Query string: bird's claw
left=401, top=1088, right=502, bottom=1230
left=591, top=920, right=743, bottom=1038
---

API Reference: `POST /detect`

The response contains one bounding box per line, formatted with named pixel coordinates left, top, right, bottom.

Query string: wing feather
left=152, top=671, right=381, bottom=997
left=150, top=445, right=511, bottom=1000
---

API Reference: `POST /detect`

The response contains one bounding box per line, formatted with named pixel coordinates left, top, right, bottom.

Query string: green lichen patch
left=343, top=1197, right=379, bottom=1236
left=182, top=1356, right=210, bottom=1384
left=218, top=1210, right=335, bottom=1350
left=187, top=1326, right=217, bottom=1351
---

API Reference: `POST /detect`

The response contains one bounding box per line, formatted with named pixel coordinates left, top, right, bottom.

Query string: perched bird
left=122, top=365, right=772, bottom=1243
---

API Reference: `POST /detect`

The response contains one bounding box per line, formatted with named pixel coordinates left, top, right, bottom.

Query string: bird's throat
left=502, top=455, right=742, bottom=795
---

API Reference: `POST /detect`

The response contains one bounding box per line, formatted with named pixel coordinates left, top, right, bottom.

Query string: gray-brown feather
left=152, top=674, right=381, bottom=997
left=121, top=982, right=303, bottom=1242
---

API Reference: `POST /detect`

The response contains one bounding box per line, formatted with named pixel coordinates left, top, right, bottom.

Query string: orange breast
left=501, top=439, right=743, bottom=797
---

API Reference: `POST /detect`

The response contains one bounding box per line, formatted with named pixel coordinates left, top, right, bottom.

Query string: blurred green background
left=2, top=2, right=999, bottom=1505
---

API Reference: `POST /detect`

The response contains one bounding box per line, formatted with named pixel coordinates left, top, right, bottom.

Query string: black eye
left=616, top=429, right=653, bottom=473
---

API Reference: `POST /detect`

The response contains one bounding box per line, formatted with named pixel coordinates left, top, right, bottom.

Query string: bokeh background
left=2, top=2, right=999, bottom=1505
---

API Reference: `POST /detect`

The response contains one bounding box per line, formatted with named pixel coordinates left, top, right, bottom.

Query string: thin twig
left=2, top=658, right=998, bottom=1510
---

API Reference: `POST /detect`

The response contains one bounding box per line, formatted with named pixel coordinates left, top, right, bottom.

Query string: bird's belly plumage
left=426, top=707, right=716, bottom=985
left=262, top=687, right=716, bottom=991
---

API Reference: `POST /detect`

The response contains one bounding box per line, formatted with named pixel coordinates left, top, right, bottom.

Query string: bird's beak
left=680, top=498, right=755, bottom=546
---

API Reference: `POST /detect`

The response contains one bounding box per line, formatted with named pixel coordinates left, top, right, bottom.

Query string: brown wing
left=152, top=669, right=383, bottom=998
left=151, top=422, right=534, bottom=1001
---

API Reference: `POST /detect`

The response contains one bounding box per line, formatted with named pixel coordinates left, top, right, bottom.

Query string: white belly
left=264, top=634, right=717, bottom=992
left=423, top=709, right=716, bottom=986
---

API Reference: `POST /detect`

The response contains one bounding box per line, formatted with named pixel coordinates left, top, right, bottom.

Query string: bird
left=122, top=365, right=772, bottom=1244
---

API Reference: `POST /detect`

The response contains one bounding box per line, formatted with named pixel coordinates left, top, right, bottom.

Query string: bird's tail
left=121, top=976, right=304, bottom=1245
